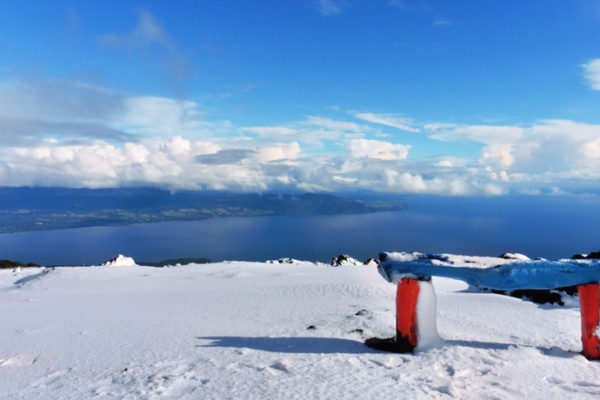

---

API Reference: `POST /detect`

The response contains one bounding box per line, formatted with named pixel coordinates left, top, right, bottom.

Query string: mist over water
left=0, top=195, right=598, bottom=265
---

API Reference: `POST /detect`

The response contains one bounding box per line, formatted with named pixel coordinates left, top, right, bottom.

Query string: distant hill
left=0, top=187, right=405, bottom=234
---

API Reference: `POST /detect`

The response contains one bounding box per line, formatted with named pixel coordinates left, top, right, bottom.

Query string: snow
left=2, top=256, right=600, bottom=399
left=101, top=254, right=136, bottom=267
left=382, top=251, right=424, bottom=262
left=415, top=280, right=442, bottom=351
left=500, top=253, right=531, bottom=261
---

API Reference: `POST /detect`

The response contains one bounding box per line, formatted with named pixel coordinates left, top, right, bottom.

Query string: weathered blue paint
left=378, top=259, right=600, bottom=290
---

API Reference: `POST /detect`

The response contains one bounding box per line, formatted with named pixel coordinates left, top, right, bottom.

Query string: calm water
left=1, top=195, right=598, bottom=265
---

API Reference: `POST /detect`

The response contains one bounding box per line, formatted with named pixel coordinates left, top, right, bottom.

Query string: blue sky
left=1, top=0, right=600, bottom=195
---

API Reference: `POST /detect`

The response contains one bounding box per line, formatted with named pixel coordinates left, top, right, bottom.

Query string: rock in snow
left=572, top=250, right=600, bottom=260
left=330, top=254, right=363, bottom=266
left=101, top=254, right=136, bottom=267
left=363, top=258, right=379, bottom=267
left=499, top=252, right=531, bottom=261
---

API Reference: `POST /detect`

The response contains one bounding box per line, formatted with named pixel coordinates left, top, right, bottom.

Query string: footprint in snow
left=91, top=361, right=201, bottom=398
left=269, top=359, right=292, bottom=373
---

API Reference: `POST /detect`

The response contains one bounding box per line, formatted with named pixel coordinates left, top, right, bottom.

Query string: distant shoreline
left=0, top=207, right=406, bottom=235
left=0, top=187, right=405, bottom=235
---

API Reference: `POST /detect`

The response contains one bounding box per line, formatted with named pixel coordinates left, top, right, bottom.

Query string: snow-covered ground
left=2, top=255, right=600, bottom=399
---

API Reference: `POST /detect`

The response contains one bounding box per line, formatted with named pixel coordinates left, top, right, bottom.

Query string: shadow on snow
left=196, top=336, right=582, bottom=359
left=196, top=336, right=377, bottom=354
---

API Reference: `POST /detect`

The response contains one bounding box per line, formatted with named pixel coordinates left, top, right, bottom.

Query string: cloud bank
left=1, top=78, right=600, bottom=196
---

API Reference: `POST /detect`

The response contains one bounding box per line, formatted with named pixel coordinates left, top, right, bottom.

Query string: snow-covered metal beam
left=378, top=259, right=600, bottom=290
left=375, top=257, right=600, bottom=360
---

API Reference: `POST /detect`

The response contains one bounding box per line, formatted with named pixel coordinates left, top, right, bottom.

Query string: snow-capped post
left=396, top=278, right=420, bottom=352
left=578, top=283, right=600, bottom=360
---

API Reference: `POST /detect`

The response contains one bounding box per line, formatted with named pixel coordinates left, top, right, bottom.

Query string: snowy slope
left=2, top=257, right=600, bottom=399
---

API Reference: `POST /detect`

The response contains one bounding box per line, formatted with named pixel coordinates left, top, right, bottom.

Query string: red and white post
left=578, top=283, right=600, bottom=360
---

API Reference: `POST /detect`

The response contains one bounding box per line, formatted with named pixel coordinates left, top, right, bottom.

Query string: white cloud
left=317, top=0, right=341, bottom=15
left=241, top=126, right=298, bottom=137
left=241, top=116, right=368, bottom=148
left=435, top=159, right=454, bottom=168
left=304, top=116, right=363, bottom=132
left=479, top=143, right=514, bottom=170
left=483, top=183, right=506, bottom=196
left=99, top=9, right=173, bottom=50
left=254, top=142, right=301, bottom=164
left=433, top=157, right=466, bottom=169
left=353, top=112, right=420, bottom=132
left=378, top=170, right=476, bottom=195
left=424, top=123, right=523, bottom=143
left=423, top=119, right=600, bottom=185
left=332, top=175, right=357, bottom=184
left=581, top=138, right=600, bottom=159
left=120, top=96, right=201, bottom=137
left=433, top=17, right=451, bottom=27
left=348, top=139, right=410, bottom=160
left=582, top=58, right=600, bottom=90
left=193, top=141, right=222, bottom=156
left=161, top=136, right=191, bottom=157
left=98, top=9, right=190, bottom=85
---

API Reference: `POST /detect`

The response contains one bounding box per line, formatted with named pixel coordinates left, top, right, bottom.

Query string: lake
left=0, top=195, right=598, bottom=265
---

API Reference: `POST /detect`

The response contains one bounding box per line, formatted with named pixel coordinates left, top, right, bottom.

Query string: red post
left=396, top=278, right=420, bottom=352
left=578, top=283, right=600, bottom=360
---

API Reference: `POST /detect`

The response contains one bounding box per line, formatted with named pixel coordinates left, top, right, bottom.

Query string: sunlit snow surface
left=2, top=256, right=600, bottom=399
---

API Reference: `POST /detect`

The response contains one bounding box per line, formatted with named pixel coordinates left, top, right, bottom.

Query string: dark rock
left=587, top=251, right=599, bottom=259
left=0, top=260, right=41, bottom=269
left=485, top=287, right=569, bottom=305
left=355, top=309, right=368, bottom=316
left=364, top=258, right=378, bottom=266
left=556, top=285, right=579, bottom=296
left=140, top=257, right=211, bottom=267
left=306, top=325, right=317, bottom=330
left=509, top=289, right=564, bottom=305
left=572, top=250, right=600, bottom=260
left=330, top=254, right=361, bottom=266
left=331, top=254, right=350, bottom=266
